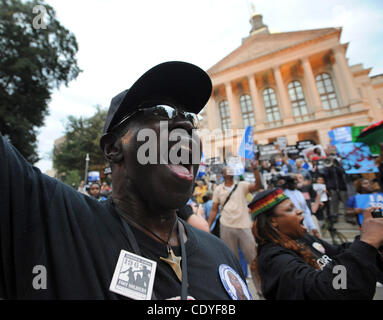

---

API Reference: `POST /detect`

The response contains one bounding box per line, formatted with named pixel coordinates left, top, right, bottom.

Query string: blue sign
left=335, top=142, right=378, bottom=174
left=355, top=193, right=383, bottom=225
left=238, top=126, right=254, bottom=160
left=328, top=126, right=352, bottom=145
left=88, top=171, right=100, bottom=182
left=196, top=152, right=206, bottom=178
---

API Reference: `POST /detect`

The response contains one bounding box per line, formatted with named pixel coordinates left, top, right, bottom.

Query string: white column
left=287, top=133, right=298, bottom=145
left=332, top=61, right=348, bottom=107
left=247, top=75, right=265, bottom=130
left=273, top=66, right=294, bottom=125
left=206, top=96, right=220, bottom=131
left=318, top=129, right=330, bottom=147
left=225, top=81, right=243, bottom=129
left=333, top=46, right=360, bottom=104
left=301, top=57, right=325, bottom=118
left=364, top=82, right=382, bottom=120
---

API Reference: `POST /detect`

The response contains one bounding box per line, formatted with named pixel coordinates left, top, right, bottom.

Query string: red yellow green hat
left=248, top=188, right=289, bottom=219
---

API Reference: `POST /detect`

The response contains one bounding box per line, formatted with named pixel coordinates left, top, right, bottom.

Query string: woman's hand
left=360, top=207, right=383, bottom=249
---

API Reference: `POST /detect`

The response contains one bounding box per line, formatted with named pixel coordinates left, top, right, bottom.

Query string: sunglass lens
left=184, top=112, right=199, bottom=127
left=153, top=105, right=177, bottom=119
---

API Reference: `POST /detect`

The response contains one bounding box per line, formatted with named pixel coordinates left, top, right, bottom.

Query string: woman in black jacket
left=249, top=188, right=383, bottom=300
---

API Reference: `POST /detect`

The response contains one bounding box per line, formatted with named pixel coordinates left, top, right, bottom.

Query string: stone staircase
left=319, top=205, right=360, bottom=244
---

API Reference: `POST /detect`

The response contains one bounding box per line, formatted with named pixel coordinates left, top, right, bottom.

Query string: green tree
left=53, top=106, right=107, bottom=185
left=0, top=0, right=81, bottom=163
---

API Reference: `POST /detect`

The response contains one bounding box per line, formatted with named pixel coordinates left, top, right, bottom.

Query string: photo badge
left=109, top=250, right=157, bottom=300
left=312, top=242, right=325, bottom=254
left=219, top=264, right=252, bottom=300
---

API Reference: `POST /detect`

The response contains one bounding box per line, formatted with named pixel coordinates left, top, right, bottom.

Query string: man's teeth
left=180, top=145, right=192, bottom=153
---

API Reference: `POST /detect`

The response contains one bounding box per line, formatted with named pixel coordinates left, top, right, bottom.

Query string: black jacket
left=258, top=234, right=383, bottom=300
left=0, top=134, right=244, bottom=300
left=321, top=165, right=347, bottom=191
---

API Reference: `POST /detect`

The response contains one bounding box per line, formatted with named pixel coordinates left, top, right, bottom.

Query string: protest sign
left=335, top=142, right=378, bottom=174
left=88, top=171, right=100, bottom=182
left=285, top=145, right=300, bottom=158
left=328, top=127, right=352, bottom=145
left=354, top=193, right=383, bottom=225
left=210, top=164, right=224, bottom=174
left=238, top=126, right=255, bottom=161
left=296, top=140, right=316, bottom=152
left=197, top=152, right=207, bottom=178
left=355, top=193, right=383, bottom=209
left=205, top=157, right=223, bottom=174
left=206, top=157, right=221, bottom=165
left=301, top=145, right=326, bottom=162
left=242, top=172, right=255, bottom=184
left=226, top=155, right=245, bottom=176
left=238, top=126, right=255, bottom=171
left=351, top=126, right=380, bottom=155
left=275, top=136, right=287, bottom=151
left=258, top=144, right=279, bottom=160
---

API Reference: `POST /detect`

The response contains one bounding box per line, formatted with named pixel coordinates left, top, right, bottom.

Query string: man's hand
left=249, top=159, right=262, bottom=193
left=250, top=159, right=258, bottom=170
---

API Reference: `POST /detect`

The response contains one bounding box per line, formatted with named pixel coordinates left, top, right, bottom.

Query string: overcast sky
left=35, top=0, right=383, bottom=173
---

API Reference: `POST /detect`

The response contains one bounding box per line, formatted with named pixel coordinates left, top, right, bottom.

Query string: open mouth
left=299, top=217, right=307, bottom=231
left=166, top=163, right=194, bottom=181
left=164, top=140, right=196, bottom=181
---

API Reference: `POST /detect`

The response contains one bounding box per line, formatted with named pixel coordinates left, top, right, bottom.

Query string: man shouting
left=0, top=61, right=250, bottom=300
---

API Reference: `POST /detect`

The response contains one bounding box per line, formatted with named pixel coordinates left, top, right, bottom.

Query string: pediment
left=208, top=28, right=341, bottom=75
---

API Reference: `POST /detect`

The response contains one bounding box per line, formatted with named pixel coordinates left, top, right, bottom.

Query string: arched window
left=315, top=73, right=339, bottom=110
left=262, top=88, right=281, bottom=122
left=288, top=80, right=308, bottom=120
left=219, top=100, right=231, bottom=130
left=239, top=94, right=255, bottom=127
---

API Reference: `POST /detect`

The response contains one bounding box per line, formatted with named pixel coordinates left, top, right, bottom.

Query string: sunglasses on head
left=109, top=104, right=199, bottom=133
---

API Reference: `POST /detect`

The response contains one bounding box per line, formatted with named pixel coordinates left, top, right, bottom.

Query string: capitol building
left=198, top=10, right=383, bottom=160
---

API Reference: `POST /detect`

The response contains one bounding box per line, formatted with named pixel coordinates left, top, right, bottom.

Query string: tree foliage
left=0, top=0, right=81, bottom=163
left=53, top=106, right=107, bottom=186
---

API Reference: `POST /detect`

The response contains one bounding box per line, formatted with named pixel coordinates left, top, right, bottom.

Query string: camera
left=372, top=208, right=383, bottom=218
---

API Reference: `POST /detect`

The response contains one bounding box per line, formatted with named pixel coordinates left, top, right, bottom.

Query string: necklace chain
left=116, top=208, right=178, bottom=247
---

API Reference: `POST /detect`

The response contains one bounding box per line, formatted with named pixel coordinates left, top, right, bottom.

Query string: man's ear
left=103, top=139, right=123, bottom=164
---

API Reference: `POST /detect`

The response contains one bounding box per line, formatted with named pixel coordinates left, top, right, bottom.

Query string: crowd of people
left=181, top=143, right=383, bottom=298
left=72, top=126, right=383, bottom=300
left=77, top=180, right=111, bottom=201
left=1, top=61, right=382, bottom=301
left=188, top=145, right=383, bottom=232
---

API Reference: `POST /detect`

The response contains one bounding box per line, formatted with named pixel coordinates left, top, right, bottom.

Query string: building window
left=288, top=80, right=308, bottom=119
left=219, top=100, right=231, bottom=130
left=239, top=94, right=255, bottom=127
left=315, top=73, right=339, bottom=110
left=262, top=88, right=281, bottom=122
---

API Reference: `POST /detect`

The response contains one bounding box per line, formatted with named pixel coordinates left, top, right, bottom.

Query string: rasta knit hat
left=248, top=188, right=289, bottom=219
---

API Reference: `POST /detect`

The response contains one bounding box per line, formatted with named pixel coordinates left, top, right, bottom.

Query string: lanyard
left=117, top=211, right=188, bottom=300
